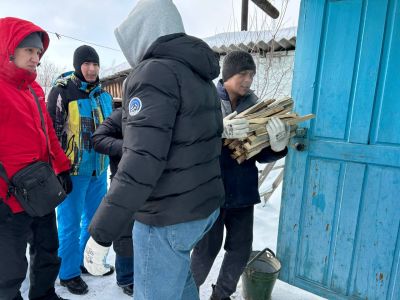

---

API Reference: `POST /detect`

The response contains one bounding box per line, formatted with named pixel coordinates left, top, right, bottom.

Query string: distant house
left=100, top=27, right=297, bottom=102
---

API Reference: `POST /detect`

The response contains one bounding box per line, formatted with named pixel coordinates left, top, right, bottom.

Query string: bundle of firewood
left=224, top=96, right=315, bottom=164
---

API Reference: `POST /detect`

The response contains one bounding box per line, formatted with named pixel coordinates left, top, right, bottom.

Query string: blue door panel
left=314, top=1, right=362, bottom=140
left=348, top=1, right=388, bottom=144
left=297, top=159, right=341, bottom=285
left=277, top=0, right=326, bottom=283
left=277, top=0, right=399, bottom=299
left=370, top=2, right=400, bottom=145
left=310, top=140, right=400, bottom=168
left=330, top=163, right=365, bottom=294
left=350, top=166, right=400, bottom=299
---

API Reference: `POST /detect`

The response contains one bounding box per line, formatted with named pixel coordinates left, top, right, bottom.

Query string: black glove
left=57, top=171, right=73, bottom=194
left=0, top=198, right=13, bottom=224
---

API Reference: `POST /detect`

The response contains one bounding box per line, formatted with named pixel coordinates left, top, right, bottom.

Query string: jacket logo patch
left=128, top=97, right=142, bottom=116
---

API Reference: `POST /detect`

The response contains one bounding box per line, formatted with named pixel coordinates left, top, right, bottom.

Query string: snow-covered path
left=21, top=162, right=325, bottom=300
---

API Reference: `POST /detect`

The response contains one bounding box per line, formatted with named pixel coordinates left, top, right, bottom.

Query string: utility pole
left=241, top=0, right=280, bottom=31
left=241, top=0, right=249, bottom=31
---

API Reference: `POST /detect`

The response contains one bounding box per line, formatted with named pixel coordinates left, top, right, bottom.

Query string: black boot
left=47, top=295, right=70, bottom=300
left=209, top=284, right=231, bottom=300
left=60, top=276, right=89, bottom=295
left=119, top=283, right=134, bottom=296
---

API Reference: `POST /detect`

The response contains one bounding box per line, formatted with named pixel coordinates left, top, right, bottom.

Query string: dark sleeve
left=255, top=146, right=288, bottom=163
left=46, top=86, right=67, bottom=141
left=92, top=108, right=123, bottom=158
left=89, top=61, right=180, bottom=243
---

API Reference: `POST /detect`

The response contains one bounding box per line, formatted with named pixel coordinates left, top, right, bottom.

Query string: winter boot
left=60, top=276, right=89, bottom=295
left=209, top=284, right=231, bottom=300
left=47, top=295, right=70, bottom=300
left=118, top=283, right=134, bottom=296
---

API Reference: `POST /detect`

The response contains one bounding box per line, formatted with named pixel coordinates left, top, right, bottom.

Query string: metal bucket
left=241, top=248, right=281, bottom=300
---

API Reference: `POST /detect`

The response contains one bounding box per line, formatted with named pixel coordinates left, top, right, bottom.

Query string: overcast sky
left=1, top=0, right=300, bottom=71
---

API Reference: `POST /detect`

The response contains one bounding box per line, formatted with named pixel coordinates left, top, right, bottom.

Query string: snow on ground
left=22, top=161, right=325, bottom=299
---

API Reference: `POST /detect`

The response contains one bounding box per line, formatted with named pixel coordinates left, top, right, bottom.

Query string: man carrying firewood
left=191, top=50, right=289, bottom=300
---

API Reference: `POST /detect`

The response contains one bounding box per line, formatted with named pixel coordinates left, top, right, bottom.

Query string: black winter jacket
left=92, top=108, right=123, bottom=178
left=89, top=34, right=224, bottom=243
left=217, top=80, right=288, bottom=208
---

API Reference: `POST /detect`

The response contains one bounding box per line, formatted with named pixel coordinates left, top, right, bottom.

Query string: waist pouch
left=1, top=161, right=66, bottom=217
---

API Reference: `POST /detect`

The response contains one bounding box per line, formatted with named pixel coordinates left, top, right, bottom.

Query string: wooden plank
left=236, top=98, right=275, bottom=118
left=249, top=123, right=266, bottom=132
left=246, top=148, right=264, bottom=160
left=248, top=134, right=269, bottom=145
left=258, top=161, right=276, bottom=188
left=255, top=127, right=268, bottom=135
left=249, top=118, right=269, bottom=124
left=286, top=114, right=315, bottom=126
left=245, top=105, right=285, bottom=120
left=244, top=137, right=270, bottom=151
left=228, top=139, right=242, bottom=150
left=263, top=168, right=284, bottom=203
left=224, top=139, right=234, bottom=146
left=236, top=154, right=247, bottom=164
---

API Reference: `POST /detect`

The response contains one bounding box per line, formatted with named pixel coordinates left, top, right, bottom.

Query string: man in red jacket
left=0, top=17, right=71, bottom=300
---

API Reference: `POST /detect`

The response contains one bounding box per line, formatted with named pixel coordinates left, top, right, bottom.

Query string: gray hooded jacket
left=89, top=0, right=224, bottom=243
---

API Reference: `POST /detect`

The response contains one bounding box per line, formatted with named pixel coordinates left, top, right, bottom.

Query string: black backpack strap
left=0, top=163, right=11, bottom=185
left=0, top=162, right=15, bottom=200
left=29, top=86, right=51, bottom=164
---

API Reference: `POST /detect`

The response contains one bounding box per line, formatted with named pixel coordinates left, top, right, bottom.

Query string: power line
left=47, top=31, right=122, bottom=52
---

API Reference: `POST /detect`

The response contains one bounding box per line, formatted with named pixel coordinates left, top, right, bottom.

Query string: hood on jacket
left=142, top=33, right=220, bottom=81
left=0, top=17, right=49, bottom=84
left=114, top=0, right=185, bottom=68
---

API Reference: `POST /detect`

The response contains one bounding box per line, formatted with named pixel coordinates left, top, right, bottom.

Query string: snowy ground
left=21, top=160, right=325, bottom=299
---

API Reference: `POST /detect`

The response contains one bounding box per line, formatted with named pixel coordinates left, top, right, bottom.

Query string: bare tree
left=36, top=58, right=65, bottom=96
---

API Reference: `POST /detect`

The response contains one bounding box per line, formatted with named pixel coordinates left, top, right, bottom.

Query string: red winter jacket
left=0, top=17, right=71, bottom=213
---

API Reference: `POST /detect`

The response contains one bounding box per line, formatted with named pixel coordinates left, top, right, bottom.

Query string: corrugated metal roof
left=204, top=26, right=297, bottom=54
left=101, top=27, right=297, bottom=81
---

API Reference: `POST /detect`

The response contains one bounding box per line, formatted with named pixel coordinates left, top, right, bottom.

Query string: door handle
left=294, top=143, right=306, bottom=152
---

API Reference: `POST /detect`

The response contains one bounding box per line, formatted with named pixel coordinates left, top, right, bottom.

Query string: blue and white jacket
left=47, top=72, right=113, bottom=176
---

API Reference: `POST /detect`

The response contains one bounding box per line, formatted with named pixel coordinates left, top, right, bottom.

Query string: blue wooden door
left=277, top=1, right=400, bottom=299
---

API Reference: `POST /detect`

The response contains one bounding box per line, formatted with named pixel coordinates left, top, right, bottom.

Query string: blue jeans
left=133, top=209, right=219, bottom=300
left=57, top=172, right=107, bottom=280
left=116, top=255, right=133, bottom=286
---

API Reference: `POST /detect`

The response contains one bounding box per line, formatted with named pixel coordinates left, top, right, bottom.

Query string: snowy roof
left=204, top=26, right=297, bottom=54
left=100, top=62, right=131, bottom=80
left=101, top=27, right=297, bottom=80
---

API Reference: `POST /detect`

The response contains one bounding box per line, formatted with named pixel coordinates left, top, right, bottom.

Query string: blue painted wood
left=348, top=1, right=387, bottom=143
left=277, top=0, right=400, bottom=299
left=277, top=0, right=326, bottom=282
left=296, top=159, right=341, bottom=284
left=370, top=1, right=400, bottom=145
left=348, top=166, right=400, bottom=299
left=330, top=163, right=366, bottom=294
left=313, top=1, right=363, bottom=140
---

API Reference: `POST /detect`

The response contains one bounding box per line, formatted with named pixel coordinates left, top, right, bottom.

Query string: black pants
left=0, top=211, right=60, bottom=300
left=191, top=206, right=254, bottom=298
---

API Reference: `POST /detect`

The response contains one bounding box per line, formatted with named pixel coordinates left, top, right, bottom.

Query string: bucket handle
left=246, top=247, right=276, bottom=268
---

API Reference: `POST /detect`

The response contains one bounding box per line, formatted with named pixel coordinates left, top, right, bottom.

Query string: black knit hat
left=222, top=50, right=256, bottom=82
left=73, top=45, right=100, bottom=79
